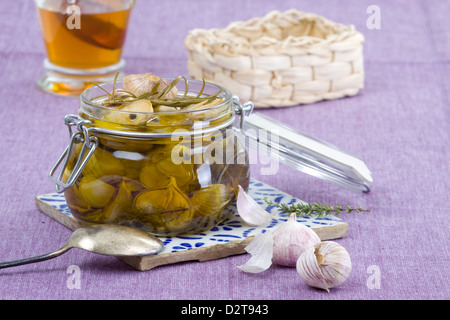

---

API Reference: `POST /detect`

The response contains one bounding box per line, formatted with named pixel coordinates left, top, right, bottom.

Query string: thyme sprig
left=90, top=73, right=222, bottom=109
left=264, top=198, right=370, bottom=217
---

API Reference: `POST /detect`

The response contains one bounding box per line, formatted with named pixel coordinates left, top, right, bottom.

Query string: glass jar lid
left=239, top=111, right=372, bottom=193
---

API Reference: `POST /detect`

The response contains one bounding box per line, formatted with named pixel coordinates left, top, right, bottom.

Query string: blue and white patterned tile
left=36, top=178, right=345, bottom=255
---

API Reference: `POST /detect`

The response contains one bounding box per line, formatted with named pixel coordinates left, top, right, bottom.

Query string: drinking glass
left=34, top=0, right=135, bottom=96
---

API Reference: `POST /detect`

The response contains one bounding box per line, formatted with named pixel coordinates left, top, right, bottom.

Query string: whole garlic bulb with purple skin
left=272, top=213, right=321, bottom=267
left=296, top=241, right=352, bottom=292
left=237, top=212, right=322, bottom=273
left=123, top=73, right=178, bottom=98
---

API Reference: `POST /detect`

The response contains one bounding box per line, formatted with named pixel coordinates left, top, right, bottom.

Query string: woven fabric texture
left=0, top=0, right=448, bottom=300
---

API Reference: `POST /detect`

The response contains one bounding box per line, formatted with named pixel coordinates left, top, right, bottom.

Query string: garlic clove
left=104, top=99, right=153, bottom=125
left=237, top=230, right=274, bottom=274
left=78, top=176, right=115, bottom=208
left=296, top=241, right=352, bottom=292
left=236, top=185, right=276, bottom=226
left=272, top=213, right=321, bottom=267
left=153, top=105, right=177, bottom=113
left=183, top=98, right=225, bottom=120
left=121, top=99, right=153, bottom=112
left=123, top=73, right=178, bottom=98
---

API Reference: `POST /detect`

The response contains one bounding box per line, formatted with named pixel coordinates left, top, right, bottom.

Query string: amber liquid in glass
left=37, top=7, right=130, bottom=69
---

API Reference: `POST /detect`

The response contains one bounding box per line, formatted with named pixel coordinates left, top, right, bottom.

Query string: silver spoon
left=0, top=224, right=164, bottom=269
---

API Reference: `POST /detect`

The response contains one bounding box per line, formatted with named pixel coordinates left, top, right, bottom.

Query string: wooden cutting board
left=35, top=178, right=348, bottom=271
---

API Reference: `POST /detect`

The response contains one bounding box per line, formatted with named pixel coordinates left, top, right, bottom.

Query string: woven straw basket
left=185, top=10, right=365, bottom=108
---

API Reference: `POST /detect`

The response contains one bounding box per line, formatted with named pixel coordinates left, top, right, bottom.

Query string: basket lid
left=239, top=111, right=372, bottom=193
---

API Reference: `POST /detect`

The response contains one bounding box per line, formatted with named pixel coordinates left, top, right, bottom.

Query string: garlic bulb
left=236, top=185, right=276, bottom=226
left=296, top=241, right=352, bottom=292
left=123, top=73, right=178, bottom=98
left=272, top=213, right=321, bottom=267
left=238, top=213, right=321, bottom=273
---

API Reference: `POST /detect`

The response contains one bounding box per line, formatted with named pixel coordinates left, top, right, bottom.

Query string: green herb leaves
left=264, top=198, right=370, bottom=217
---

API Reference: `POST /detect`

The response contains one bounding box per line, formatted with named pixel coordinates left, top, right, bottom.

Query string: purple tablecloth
left=0, top=0, right=448, bottom=300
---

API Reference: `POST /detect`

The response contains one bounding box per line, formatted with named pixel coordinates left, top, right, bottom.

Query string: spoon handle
left=0, top=246, right=70, bottom=269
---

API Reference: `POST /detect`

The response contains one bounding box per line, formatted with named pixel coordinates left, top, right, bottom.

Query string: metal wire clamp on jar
left=49, top=80, right=254, bottom=236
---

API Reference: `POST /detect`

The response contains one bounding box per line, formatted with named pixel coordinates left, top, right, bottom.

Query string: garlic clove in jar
left=156, top=158, right=195, bottom=188
left=78, top=176, right=116, bottom=208
left=296, top=241, right=352, bottom=292
left=183, top=98, right=223, bottom=111
left=101, top=179, right=133, bottom=222
left=133, top=177, right=193, bottom=232
left=83, top=148, right=125, bottom=179
left=103, top=99, right=153, bottom=126
left=190, top=184, right=233, bottom=217
left=64, top=170, right=92, bottom=213
left=123, top=73, right=178, bottom=99
left=139, top=162, right=171, bottom=190
left=272, top=213, right=321, bottom=267
left=183, top=98, right=225, bottom=121
left=153, top=105, right=177, bottom=113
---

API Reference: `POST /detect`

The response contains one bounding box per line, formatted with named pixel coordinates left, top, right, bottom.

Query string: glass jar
left=50, top=80, right=252, bottom=236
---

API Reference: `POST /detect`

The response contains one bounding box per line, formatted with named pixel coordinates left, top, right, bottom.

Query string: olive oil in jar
left=54, top=77, right=251, bottom=236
